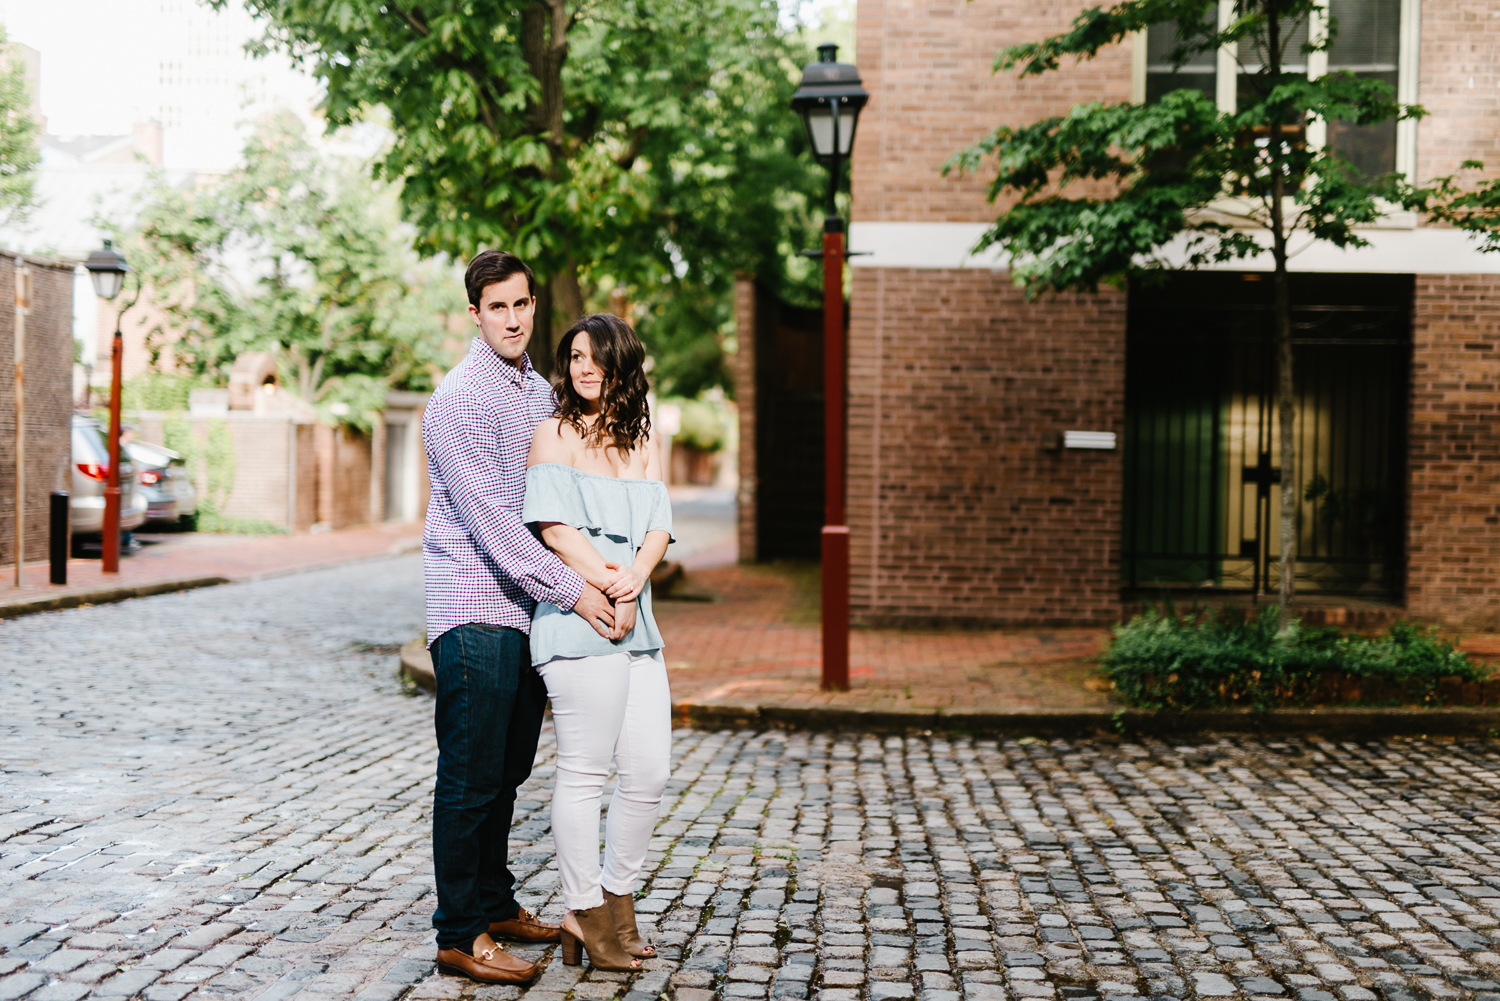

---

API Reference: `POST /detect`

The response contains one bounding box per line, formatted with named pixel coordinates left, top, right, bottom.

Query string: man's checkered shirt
left=422, top=338, right=585, bottom=646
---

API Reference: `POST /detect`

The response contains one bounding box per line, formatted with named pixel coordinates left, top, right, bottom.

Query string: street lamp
left=84, top=240, right=131, bottom=574
left=791, top=43, right=868, bottom=693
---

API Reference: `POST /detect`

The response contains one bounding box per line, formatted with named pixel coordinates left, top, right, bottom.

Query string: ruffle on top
left=522, top=463, right=674, bottom=547
left=522, top=462, right=674, bottom=666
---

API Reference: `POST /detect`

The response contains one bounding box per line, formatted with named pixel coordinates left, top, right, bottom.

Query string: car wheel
left=178, top=513, right=198, bottom=532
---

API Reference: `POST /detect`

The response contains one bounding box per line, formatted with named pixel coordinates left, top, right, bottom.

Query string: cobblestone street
left=6, top=558, right=1500, bottom=1001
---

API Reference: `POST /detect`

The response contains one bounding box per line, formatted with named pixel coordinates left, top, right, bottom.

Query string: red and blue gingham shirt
left=422, top=338, right=585, bottom=646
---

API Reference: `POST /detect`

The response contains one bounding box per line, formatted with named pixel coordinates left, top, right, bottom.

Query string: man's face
left=469, top=273, right=535, bottom=364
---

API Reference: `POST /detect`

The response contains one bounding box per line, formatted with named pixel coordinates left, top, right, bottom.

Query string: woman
left=523, top=312, right=672, bottom=972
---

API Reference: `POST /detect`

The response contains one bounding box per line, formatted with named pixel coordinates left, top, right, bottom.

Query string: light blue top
left=522, top=463, right=673, bottom=666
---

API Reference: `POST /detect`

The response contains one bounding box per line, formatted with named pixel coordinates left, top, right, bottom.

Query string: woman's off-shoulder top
left=522, top=463, right=673, bottom=666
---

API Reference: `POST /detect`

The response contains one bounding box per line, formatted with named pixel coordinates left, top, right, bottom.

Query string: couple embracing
left=422, top=250, right=671, bottom=983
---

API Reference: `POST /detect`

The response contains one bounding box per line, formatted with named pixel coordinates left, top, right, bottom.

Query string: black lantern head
left=85, top=239, right=130, bottom=301
left=790, top=43, right=869, bottom=163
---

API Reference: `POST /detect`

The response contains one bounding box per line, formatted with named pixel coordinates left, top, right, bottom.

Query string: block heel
left=560, top=928, right=583, bottom=966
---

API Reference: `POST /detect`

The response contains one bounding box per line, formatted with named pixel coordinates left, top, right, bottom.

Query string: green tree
left=0, top=26, right=41, bottom=227
left=227, top=0, right=827, bottom=392
left=946, top=0, right=1500, bottom=622
left=121, top=112, right=466, bottom=429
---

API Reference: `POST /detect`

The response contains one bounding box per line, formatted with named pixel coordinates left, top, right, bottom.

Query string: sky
left=1, top=0, right=857, bottom=169
left=0, top=0, right=321, bottom=170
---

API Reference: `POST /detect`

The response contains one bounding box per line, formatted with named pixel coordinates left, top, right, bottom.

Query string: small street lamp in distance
left=790, top=43, right=868, bottom=693
left=83, top=240, right=130, bottom=574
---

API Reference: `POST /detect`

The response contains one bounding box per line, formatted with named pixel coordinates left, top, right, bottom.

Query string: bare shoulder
left=528, top=417, right=577, bottom=466
left=642, top=429, right=665, bottom=481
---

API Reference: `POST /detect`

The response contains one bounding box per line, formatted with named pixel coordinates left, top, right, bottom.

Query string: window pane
left=1146, top=15, right=1216, bottom=104
left=1327, top=70, right=1398, bottom=179
left=1328, top=0, right=1400, bottom=70
left=1237, top=12, right=1311, bottom=74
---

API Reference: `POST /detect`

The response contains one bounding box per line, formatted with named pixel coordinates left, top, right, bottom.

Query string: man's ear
left=467, top=303, right=481, bottom=326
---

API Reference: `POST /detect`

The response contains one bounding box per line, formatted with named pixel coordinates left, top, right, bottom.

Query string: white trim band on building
left=848, top=221, right=1500, bottom=274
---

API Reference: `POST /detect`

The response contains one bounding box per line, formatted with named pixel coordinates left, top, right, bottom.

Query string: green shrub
left=121, top=373, right=211, bottom=412
left=664, top=395, right=729, bottom=452
left=1102, top=607, right=1487, bottom=711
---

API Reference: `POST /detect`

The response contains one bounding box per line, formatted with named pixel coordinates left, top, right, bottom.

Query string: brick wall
left=733, top=277, right=758, bottom=562
left=847, top=268, right=1127, bottom=627
left=852, top=0, right=1133, bottom=224
left=316, top=423, right=374, bottom=531
left=1406, top=275, right=1500, bottom=628
left=852, top=0, right=1497, bottom=212
left=133, top=414, right=373, bottom=532
left=1416, top=0, right=1500, bottom=185
left=0, top=256, right=75, bottom=568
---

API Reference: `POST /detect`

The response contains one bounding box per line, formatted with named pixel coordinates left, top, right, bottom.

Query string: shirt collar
left=468, top=336, right=536, bottom=386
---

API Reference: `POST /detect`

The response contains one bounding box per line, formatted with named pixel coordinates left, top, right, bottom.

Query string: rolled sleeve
left=426, top=392, right=585, bottom=611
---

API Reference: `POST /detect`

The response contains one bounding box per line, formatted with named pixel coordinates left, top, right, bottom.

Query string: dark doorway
left=1123, top=272, right=1411, bottom=598
left=752, top=285, right=825, bottom=560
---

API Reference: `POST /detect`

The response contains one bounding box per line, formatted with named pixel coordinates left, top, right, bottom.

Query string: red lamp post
left=83, top=241, right=130, bottom=573
left=791, top=44, right=868, bottom=692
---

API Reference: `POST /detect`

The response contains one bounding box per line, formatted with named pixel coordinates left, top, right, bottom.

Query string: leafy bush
left=1102, top=607, right=1488, bottom=711
left=122, top=373, right=211, bottom=412
left=664, top=395, right=730, bottom=452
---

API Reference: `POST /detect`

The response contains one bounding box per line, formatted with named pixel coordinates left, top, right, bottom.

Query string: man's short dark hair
left=465, top=250, right=536, bottom=308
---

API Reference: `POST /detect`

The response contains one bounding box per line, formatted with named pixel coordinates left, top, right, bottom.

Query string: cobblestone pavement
left=8, top=558, right=1500, bottom=1001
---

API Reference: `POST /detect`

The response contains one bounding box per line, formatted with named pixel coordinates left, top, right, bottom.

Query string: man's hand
left=573, top=584, right=616, bottom=639
left=610, top=599, right=638, bottom=641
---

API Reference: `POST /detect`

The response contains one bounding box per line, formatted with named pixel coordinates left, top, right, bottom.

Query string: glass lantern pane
left=807, top=109, right=836, bottom=158
left=91, top=270, right=125, bottom=301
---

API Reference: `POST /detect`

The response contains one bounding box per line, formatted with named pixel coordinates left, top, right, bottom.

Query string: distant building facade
left=824, top=0, right=1500, bottom=629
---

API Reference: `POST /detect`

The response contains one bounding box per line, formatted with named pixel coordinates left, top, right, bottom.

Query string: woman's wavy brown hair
left=553, top=312, right=652, bottom=454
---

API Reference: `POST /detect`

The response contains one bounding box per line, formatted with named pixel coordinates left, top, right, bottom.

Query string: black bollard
left=49, top=492, right=68, bottom=585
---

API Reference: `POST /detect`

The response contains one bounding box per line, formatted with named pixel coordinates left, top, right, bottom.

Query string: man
left=422, top=250, right=627, bottom=983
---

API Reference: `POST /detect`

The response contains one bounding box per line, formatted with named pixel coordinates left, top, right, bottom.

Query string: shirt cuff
left=549, top=568, right=587, bottom=613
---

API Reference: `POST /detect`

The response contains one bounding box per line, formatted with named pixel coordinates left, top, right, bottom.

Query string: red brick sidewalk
left=653, top=563, right=1500, bottom=720
left=655, top=563, right=1119, bottom=715
left=0, top=522, right=423, bottom=617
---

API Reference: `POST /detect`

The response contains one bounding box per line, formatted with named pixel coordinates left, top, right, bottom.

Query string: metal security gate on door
left=1123, top=273, right=1410, bottom=598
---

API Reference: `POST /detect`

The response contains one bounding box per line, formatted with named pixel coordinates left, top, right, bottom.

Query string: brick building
left=741, top=0, right=1500, bottom=630
left=0, top=254, right=76, bottom=570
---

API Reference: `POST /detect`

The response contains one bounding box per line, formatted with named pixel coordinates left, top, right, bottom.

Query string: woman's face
left=569, top=330, right=604, bottom=406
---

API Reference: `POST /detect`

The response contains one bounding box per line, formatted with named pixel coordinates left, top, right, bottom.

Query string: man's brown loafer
left=488, top=906, right=562, bottom=943
left=436, top=937, right=538, bottom=983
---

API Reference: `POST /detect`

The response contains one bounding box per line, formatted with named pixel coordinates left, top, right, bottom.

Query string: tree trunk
left=529, top=263, right=585, bottom=380
left=522, top=0, right=577, bottom=383
left=522, top=1, right=568, bottom=151
left=1272, top=258, right=1296, bottom=627
left=532, top=280, right=555, bottom=379
left=1266, top=0, right=1298, bottom=629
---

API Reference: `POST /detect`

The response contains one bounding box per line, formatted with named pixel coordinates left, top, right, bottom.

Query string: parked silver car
left=126, top=439, right=199, bottom=529
left=71, top=415, right=147, bottom=536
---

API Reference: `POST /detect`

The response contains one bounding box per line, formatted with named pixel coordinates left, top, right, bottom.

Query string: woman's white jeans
left=536, top=649, right=671, bottom=911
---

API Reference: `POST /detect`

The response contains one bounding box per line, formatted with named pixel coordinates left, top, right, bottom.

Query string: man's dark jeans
left=430, top=623, right=547, bottom=949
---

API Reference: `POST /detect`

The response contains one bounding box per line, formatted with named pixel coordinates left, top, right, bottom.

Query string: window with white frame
left=1137, top=0, right=1414, bottom=180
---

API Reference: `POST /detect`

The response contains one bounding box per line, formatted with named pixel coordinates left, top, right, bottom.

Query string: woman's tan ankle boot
left=603, top=889, right=656, bottom=958
left=559, top=905, right=641, bottom=971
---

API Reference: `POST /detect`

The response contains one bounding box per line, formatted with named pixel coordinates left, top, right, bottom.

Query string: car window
left=127, top=443, right=171, bottom=467
left=72, top=424, right=108, bottom=465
